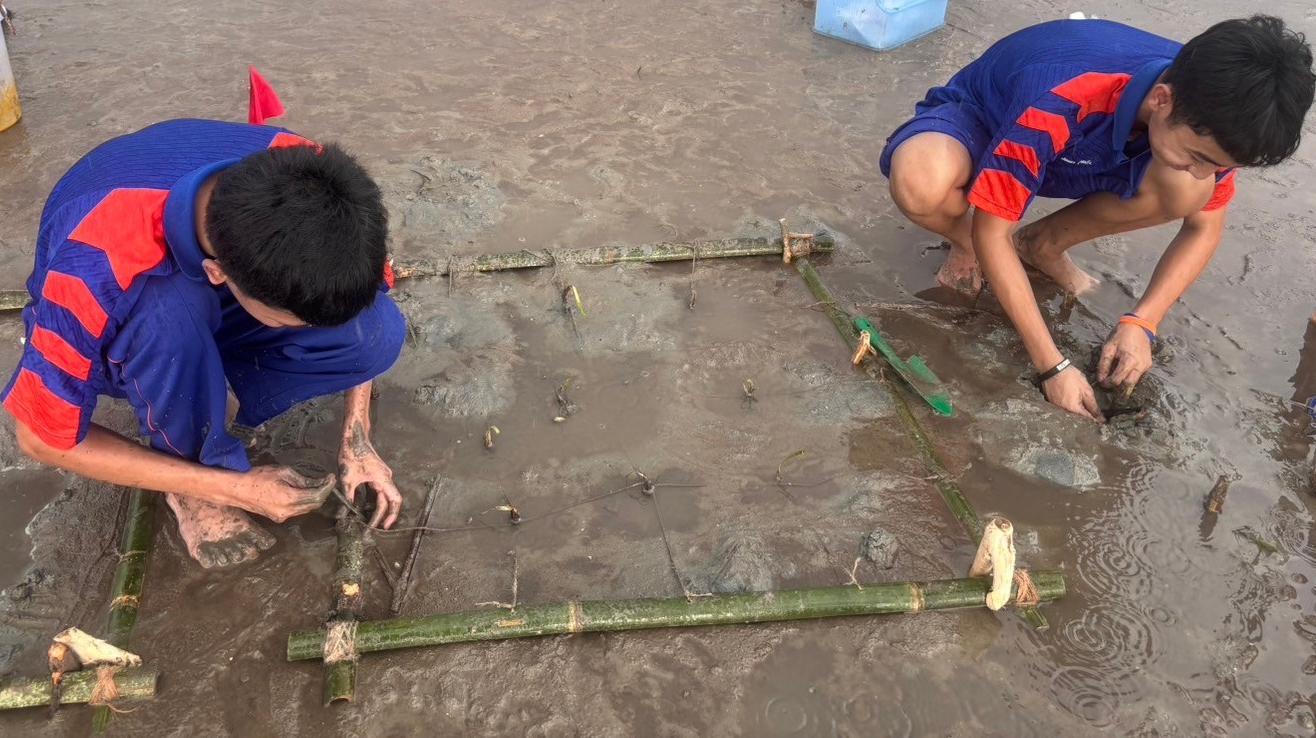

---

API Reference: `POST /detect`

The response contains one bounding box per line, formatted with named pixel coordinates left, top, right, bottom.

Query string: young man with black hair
left=882, top=16, right=1316, bottom=420
left=2, top=119, right=405, bottom=568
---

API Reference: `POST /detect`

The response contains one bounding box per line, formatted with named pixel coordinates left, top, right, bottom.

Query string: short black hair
left=1165, top=15, right=1316, bottom=167
left=206, top=143, right=388, bottom=326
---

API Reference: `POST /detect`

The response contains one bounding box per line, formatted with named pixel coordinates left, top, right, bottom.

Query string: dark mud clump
left=690, top=530, right=795, bottom=594
left=861, top=527, right=898, bottom=569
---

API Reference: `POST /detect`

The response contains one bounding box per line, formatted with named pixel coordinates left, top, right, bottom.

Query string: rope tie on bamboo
left=49, top=628, right=142, bottom=709
left=968, top=517, right=1016, bottom=611
left=1012, top=569, right=1041, bottom=608
left=323, top=620, right=359, bottom=664
left=851, top=330, right=874, bottom=365
left=778, top=218, right=815, bottom=264
left=89, top=666, right=122, bottom=707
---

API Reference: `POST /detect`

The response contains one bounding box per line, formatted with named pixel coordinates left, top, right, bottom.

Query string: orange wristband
left=1119, top=313, right=1158, bottom=341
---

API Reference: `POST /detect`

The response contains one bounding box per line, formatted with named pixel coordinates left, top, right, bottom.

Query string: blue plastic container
left=813, top=0, right=948, bottom=52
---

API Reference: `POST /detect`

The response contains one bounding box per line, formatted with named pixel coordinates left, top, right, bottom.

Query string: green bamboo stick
left=0, top=289, right=26, bottom=312
left=323, top=511, right=368, bottom=705
left=0, top=670, right=157, bottom=711
left=92, top=488, right=158, bottom=731
left=392, top=233, right=835, bottom=280
left=288, top=571, right=1064, bottom=661
left=793, top=259, right=1049, bottom=630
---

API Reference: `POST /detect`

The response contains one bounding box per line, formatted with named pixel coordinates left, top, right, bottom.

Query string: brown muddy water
left=1, top=0, right=1315, bottom=735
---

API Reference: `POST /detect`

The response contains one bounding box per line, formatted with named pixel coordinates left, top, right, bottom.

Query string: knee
left=888, top=149, right=968, bottom=220
left=889, top=168, right=957, bottom=219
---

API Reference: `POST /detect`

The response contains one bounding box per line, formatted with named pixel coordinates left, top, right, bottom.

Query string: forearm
left=1132, top=213, right=1225, bottom=324
left=974, top=215, right=1064, bottom=370
left=338, top=380, right=403, bottom=527
left=17, top=423, right=247, bottom=506
left=342, top=381, right=373, bottom=446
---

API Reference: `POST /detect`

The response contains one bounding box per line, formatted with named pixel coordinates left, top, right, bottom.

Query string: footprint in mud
left=410, top=306, right=520, bottom=418
left=378, top=156, right=506, bottom=250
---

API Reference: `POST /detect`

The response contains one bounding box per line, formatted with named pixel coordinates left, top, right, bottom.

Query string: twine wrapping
left=1012, top=569, right=1041, bottom=608
left=322, top=620, right=359, bottom=665
left=89, top=666, right=121, bottom=706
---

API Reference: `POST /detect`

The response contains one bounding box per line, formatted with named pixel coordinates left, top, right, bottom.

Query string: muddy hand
left=242, top=466, right=336, bottom=523
left=1042, top=366, right=1105, bottom=422
left=339, top=439, right=403, bottom=529
left=1098, top=323, right=1153, bottom=394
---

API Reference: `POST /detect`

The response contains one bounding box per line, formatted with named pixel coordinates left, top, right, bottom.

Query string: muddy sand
left=1, top=0, right=1314, bottom=735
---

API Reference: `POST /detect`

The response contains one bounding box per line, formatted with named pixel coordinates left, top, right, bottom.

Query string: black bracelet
left=1035, top=357, right=1072, bottom=385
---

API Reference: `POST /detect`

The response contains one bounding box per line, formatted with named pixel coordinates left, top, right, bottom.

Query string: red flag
left=247, top=66, right=285, bottom=125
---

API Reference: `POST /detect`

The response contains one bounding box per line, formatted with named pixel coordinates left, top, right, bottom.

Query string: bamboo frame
left=324, top=511, right=368, bottom=705
left=0, top=289, right=26, bottom=312
left=0, top=670, right=156, bottom=711
left=793, top=259, right=1050, bottom=630
left=391, top=233, right=835, bottom=281
left=287, top=572, right=1065, bottom=661
left=92, top=488, right=157, bottom=731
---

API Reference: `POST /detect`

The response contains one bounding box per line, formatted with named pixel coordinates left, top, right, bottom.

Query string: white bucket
left=0, top=30, right=19, bottom=132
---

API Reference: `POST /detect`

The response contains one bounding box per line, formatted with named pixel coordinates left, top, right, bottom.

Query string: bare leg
left=1015, top=158, right=1217, bottom=294
left=167, top=388, right=274, bottom=569
left=887, top=132, right=980, bottom=294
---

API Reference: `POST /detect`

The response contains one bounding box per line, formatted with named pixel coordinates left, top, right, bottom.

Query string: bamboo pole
left=0, top=670, right=157, bottom=711
left=0, top=289, right=26, bottom=312
left=793, top=259, right=1050, bottom=630
left=391, top=233, right=835, bottom=281
left=92, top=488, right=158, bottom=731
left=324, top=510, right=368, bottom=705
left=288, top=571, right=1064, bottom=661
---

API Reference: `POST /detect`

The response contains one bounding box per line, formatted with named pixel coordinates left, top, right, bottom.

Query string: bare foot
left=935, top=242, right=984, bottom=296
left=1015, top=226, right=1100, bottom=295
left=167, top=494, right=275, bottom=568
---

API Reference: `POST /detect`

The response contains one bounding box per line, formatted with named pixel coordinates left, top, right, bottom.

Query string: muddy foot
left=1015, top=227, right=1100, bottom=295
left=935, top=243, right=983, bottom=296
left=167, top=494, right=276, bottom=568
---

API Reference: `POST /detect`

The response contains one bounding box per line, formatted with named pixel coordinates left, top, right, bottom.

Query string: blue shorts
left=879, top=87, right=1154, bottom=202
left=879, top=87, right=992, bottom=179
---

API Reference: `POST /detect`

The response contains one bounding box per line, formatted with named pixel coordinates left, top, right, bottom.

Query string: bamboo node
left=1012, top=569, right=1041, bottom=608
left=109, top=594, right=140, bottom=609
left=567, top=601, right=583, bottom=633
left=323, top=620, right=359, bottom=665
left=909, top=583, right=925, bottom=612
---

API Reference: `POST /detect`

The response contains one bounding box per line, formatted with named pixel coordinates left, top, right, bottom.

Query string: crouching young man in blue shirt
left=2, top=120, right=405, bottom=567
left=882, top=16, right=1315, bottom=420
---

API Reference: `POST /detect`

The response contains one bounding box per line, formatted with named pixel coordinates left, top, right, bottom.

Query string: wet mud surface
left=2, top=0, right=1316, bottom=735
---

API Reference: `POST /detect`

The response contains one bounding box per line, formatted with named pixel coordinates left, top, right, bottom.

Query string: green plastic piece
left=853, top=317, right=954, bottom=417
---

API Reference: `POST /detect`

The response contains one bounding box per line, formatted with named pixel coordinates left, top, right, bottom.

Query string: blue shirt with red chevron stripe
left=1, top=119, right=319, bottom=452
left=950, top=19, right=1235, bottom=221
